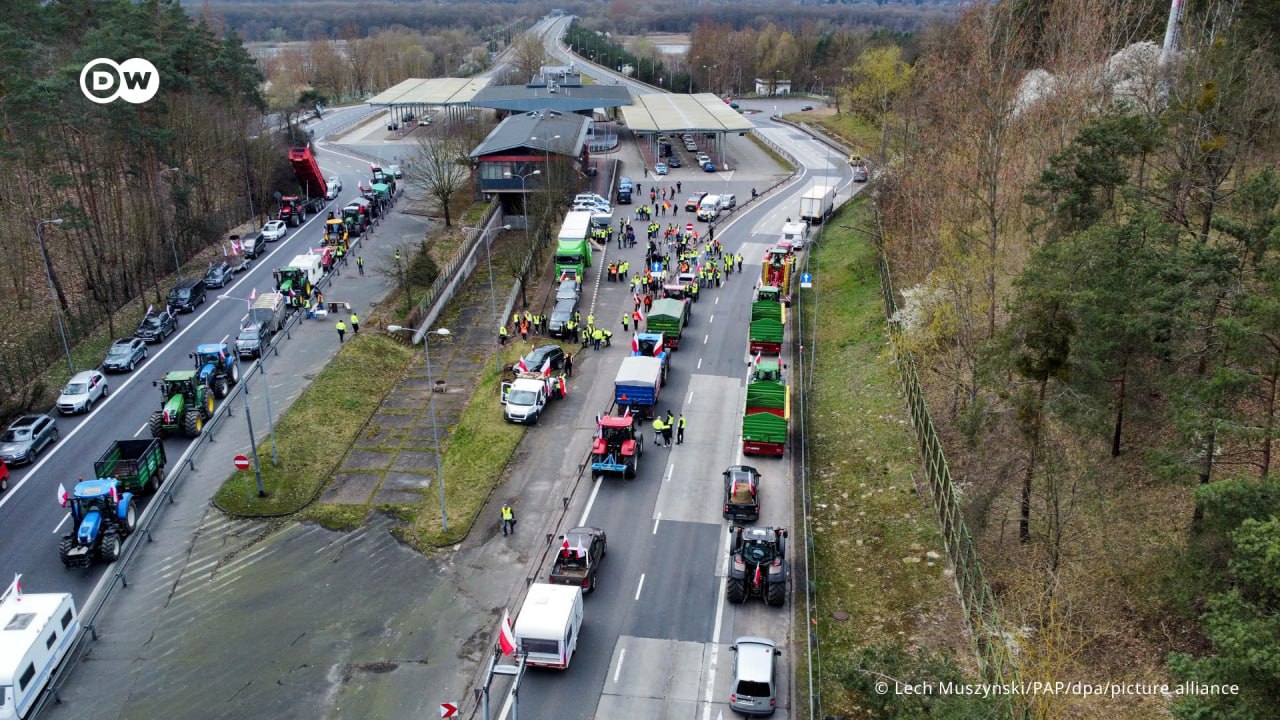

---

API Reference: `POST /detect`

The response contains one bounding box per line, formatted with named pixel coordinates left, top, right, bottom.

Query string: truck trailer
left=555, top=211, right=594, bottom=282
left=798, top=184, right=835, bottom=224
left=513, top=583, right=584, bottom=670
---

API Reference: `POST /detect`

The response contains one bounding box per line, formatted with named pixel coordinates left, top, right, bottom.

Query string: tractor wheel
left=121, top=503, right=138, bottom=534
left=624, top=458, right=636, bottom=479
left=145, top=472, right=160, bottom=495
left=229, top=363, right=240, bottom=385
left=204, top=393, right=215, bottom=417
left=766, top=579, right=786, bottom=607
left=726, top=577, right=746, bottom=603
left=58, top=537, right=76, bottom=567
left=148, top=412, right=166, bottom=438
left=99, top=529, right=121, bottom=562
left=183, top=409, right=204, bottom=438
left=213, top=376, right=229, bottom=399
left=588, top=573, right=597, bottom=593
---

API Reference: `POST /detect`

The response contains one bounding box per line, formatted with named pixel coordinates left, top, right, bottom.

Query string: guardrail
left=320, top=106, right=384, bottom=142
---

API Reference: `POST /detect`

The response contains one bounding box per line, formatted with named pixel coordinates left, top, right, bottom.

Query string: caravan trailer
left=0, top=577, right=79, bottom=720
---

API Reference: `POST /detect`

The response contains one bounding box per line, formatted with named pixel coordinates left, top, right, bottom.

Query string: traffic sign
left=685, top=223, right=694, bottom=233
left=233, top=455, right=251, bottom=471
left=800, top=272, right=813, bottom=289
left=439, top=702, right=459, bottom=718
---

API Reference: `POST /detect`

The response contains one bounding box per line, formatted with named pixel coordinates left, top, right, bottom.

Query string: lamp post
left=464, top=224, right=513, bottom=329
left=157, top=166, right=182, bottom=275
left=388, top=325, right=453, bottom=532
left=219, top=293, right=279, bottom=465
left=504, top=170, right=540, bottom=255
left=36, top=218, right=74, bottom=376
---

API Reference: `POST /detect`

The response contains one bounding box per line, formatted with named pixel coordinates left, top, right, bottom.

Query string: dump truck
left=555, top=211, right=594, bottom=282
left=798, top=184, right=834, bottom=224
left=93, top=439, right=166, bottom=495
left=148, top=370, right=215, bottom=439
left=58, top=478, right=137, bottom=568
left=742, top=360, right=789, bottom=456
left=630, top=332, right=670, bottom=382
left=591, top=413, right=645, bottom=477
left=645, top=298, right=689, bottom=349
left=613, top=356, right=664, bottom=418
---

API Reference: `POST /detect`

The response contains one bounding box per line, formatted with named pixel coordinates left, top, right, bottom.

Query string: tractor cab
left=755, top=285, right=781, bottom=304
left=157, top=371, right=201, bottom=404
left=633, top=333, right=665, bottom=358
left=324, top=216, right=348, bottom=247
left=274, top=267, right=310, bottom=306
left=591, top=414, right=644, bottom=478
left=752, top=359, right=784, bottom=384
left=193, top=344, right=226, bottom=372
left=732, top=526, right=786, bottom=567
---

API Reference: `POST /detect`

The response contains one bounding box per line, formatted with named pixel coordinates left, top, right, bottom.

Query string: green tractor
left=148, top=370, right=215, bottom=438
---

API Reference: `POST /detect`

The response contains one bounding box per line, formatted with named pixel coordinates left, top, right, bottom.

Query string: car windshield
left=2, top=429, right=31, bottom=441
left=508, top=389, right=538, bottom=405
left=107, top=344, right=132, bottom=356
left=141, top=317, right=162, bottom=329
left=64, top=383, right=87, bottom=394
left=238, top=329, right=260, bottom=341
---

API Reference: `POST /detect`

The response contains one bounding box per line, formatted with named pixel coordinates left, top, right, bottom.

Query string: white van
left=780, top=221, right=809, bottom=251
left=0, top=578, right=79, bottom=720
left=513, top=583, right=583, bottom=669
left=697, top=195, right=722, bottom=221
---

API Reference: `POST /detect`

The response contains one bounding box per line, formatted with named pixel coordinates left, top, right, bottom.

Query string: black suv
left=547, top=299, right=578, bottom=339
left=168, top=278, right=207, bottom=313
left=203, top=261, right=234, bottom=289
left=135, top=310, right=178, bottom=343
left=235, top=321, right=272, bottom=359
left=520, top=345, right=566, bottom=372
left=102, top=337, right=148, bottom=372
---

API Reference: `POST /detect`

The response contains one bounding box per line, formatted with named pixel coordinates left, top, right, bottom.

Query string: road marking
left=701, top=529, right=733, bottom=720
left=51, top=514, right=69, bottom=535
left=134, top=422, right=148, bottom=437
left=653, top=513, right=661, bottom=534
left=634, top=573, right=645, bottom=601
left=704, top=334, right=709, bottom=344
left=708, top=314, right=714, bottom=324
left=715, top=296, right=720, bottom=305
left=687, top=390, right=694, bottom=404
left=613, top=646, right=627, bottom=684
left=578, top=475, right=603, bottom=527
left=697, top=357, right=703, bottom=369
left=663, top=464, right=674, bottom=484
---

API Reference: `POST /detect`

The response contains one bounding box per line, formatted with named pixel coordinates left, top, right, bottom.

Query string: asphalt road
left=0, top=142, right=412, bottom=603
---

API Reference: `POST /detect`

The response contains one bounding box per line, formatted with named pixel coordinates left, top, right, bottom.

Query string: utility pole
left=1159, top=0, right=1184, bottom=68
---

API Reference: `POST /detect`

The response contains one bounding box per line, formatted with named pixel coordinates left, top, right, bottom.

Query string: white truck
left=501, top=373, right=565, bottom=424
left=286, top=253, right=325, bottom=287
left=0, top=577, right=79, bottom=720
left=798, top=185, right=835, bottom=224
left=513, top=583, right=584, bottom=670
left=780, top=221, right=810, bottom=251
left=697, top=194, right=722, bottom=221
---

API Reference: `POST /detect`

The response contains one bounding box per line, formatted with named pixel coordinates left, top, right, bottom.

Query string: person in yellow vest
left=677, top=414, right=686, bottom=444
left=501, top=503, right=516, bottom=536
left=335, top=320, right=346, bottom=344
left=592, top=327, right=604, bottom=351
left=652, top=416, right=666, bottom=447
left=350, top=312, right=360, bottom=334
left=587, top=313, right=594, bottom=327
left=499, top=324, right=509, bottom=345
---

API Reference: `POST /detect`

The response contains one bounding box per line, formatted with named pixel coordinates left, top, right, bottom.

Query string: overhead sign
left=439, top=703, right=459, bottom=718
left=233, top=455, right=251, bottom=471
left=800, top=272, right=813, bottom=289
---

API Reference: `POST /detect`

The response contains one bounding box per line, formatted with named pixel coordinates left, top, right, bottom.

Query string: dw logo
left=79, top=58, right=160, bottom=104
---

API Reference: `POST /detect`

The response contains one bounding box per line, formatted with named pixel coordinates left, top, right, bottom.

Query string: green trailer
left=743, top=360, right=788, bottom=456
left=749, top=318, right=784, bottom=355
left=94, top=439, right=167, bottom=494
left=742, top=413, right=788, bottom=456
left=646, top=298, right=689, bottom=349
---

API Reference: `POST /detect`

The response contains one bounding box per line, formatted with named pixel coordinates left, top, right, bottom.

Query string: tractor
left=149, top=370, right=215, bottom=438
left=726, top=525, right=788, bottom=607
left=192, top=342, right=240, bottom=399
left=58, top=478, right=137, bottom=568
left=274, top=267, right=311, bottom=308
left=323, top=214, right=348, bottom=248
left=590, top=413, right=644, bottom=478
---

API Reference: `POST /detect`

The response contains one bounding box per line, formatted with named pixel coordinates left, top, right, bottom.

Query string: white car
left=56, top=370, right=109, bottom=415
left=574, top=193, right=610, bottom=207
left=572, top=200, right=612, bottom=215
left=261, top=220, right=287, bottom=242
left=388, top=164, right=403, bottom=179
left=325, top=177, right=342, bottom=200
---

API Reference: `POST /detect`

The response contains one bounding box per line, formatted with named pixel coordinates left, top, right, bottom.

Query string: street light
left=219, top=293, right=279, bottom=466
left=387, top=325, right=453, bottom=532
left=158, top=166, right=182, bottom=275
left=504, top=169, right=540, bottom=255
left=36, top=218, right=74, bottom=376
left=463, top=224, right=512, bottom=330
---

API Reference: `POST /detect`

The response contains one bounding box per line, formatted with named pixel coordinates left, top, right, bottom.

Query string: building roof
left=469, top=84, right=633, bottom=114
left=620, top=93, right=754, bottom=133
left=470, top=112, right=592, bottom=158
left=367, top=77, right=492, bottom=107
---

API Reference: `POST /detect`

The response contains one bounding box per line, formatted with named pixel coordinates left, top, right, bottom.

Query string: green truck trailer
left=93, top=438, right=167, bottom=494
left=742, top=360, right=789, bottom=456
left=749, top=286, right=785, bottom=355
left=646, top=298, right=689, bottom=349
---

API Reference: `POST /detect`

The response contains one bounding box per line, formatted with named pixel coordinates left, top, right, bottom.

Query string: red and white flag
left=498, top=610, right=517, bottom=656
left=110, top=484, right=119, bottom=503
left=249, top=288, right=258, bottom=302
left=514, top=358, right=529, bottom=374
left=146, top=304, right=154, bottom=316
left=13, top=575, right=20, bottom=601
left=540, top=358, right=552, bottom=378
left=752, top=350, right=762, bottom=366
left=573, top=536, right=589, bottom=558
left=58, top=483, right=70, bottom=508
left=631, top=335, right=640, bottom=353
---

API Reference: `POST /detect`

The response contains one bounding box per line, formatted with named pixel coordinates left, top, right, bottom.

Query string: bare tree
left=407, top=132, right=474, bottom=228
left=512, top=34, right=547, bottom=82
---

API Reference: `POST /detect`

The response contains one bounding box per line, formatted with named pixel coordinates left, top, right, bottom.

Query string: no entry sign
left=233, top=455, right=251, bottom=470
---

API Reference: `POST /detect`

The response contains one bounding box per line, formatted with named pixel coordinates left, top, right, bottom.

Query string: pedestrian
left=587, top=313, right=594, bottom=327
left=636, top=183, right=642, bottom=196
left=357, top=256, right=365, bottom=275
left=644, top=166, right=649, bottom=178
left=499, top=324, right=509, bottom=345
left=653, top=416, right=665, bottom=446
left=592, top=328, right=603, bottom=351
left=622, top=313, right=630, bottom=332
left=335, top=319, right=346, bottom=344
left=677, top=413, right=686, bottom=444
left=565, top=352, right=574, bottom=378
left=501, top=502, right=516, bottom=536
left=394, top=250, right=401, bottom=265
left=520, top=319, right=529, bottom=341
left=602, top=329, right=613, bottom=347
left=350, top=312, right=360, bottom=334
left=663, top=410, right=674, bottom=446
left=676, top=181, right=682, bottom=193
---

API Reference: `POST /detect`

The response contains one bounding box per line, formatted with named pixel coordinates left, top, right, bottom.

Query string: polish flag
left=752, top=350, right=762, bottom=366
left=540, top=358, right=552, bottom=378
left=515, top=358, right=529, bottom=374
left=58, top=483, right=70, bottom=508
left=631, top=335, right=640, bottom=353
left=12, top=575, right=20, bottom=601
left=498, top=610, right=517, bottom=656
left=110, top=484, right=119, bottom=504
left=146, top=304, right=154, bottom=316
left=561, top=539, right=572, bottom=558
left=573, top=536, right=589, bottom=558
left=249, top=288, right=258, bottom=302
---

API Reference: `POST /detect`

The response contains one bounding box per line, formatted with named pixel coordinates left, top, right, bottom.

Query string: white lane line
left=698, top=357, right=703, bottom=369
left=704, top=334, right=709, bottom=344
left=653, top=513, right=661, bottom=534
left=688, top=391, right=695, bottom=405
left=663, top=463, right=674, bottom=484
left=578, top=475, right=603, bottom=527
left=51, top=514, right=69, bottom=534
left=715, top=296, right=720, bottom=305
left=709, top=314, right=714, bottom=324
left=134, top=423, right=148, bottom=438
left=634, top=573, right=645, bottom=601
left=701, top=529, right=734, bottom=720
left=613, top=646, right=627, bottom=684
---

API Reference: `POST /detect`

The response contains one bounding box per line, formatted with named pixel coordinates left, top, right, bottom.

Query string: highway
left=490, top=18, right=858, bottom=719
left=0, top=133, right=405, bottom=603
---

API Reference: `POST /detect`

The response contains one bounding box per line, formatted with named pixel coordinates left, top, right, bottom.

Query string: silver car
left=0, top=414, right=58, bottom=466
left=56, top=370, right=109, bottom=414
left=261, top=220, right=288, bottom=242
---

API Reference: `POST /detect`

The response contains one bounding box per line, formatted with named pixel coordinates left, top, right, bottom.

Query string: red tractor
left=591, top=414, right=644, bottom=478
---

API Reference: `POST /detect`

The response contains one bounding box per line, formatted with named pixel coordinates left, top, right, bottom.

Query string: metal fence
left=875, top=251, right=1026, bottom=718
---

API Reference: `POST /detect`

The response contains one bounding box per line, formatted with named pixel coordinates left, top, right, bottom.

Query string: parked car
left=667, top=155, right=682, bottom=168
left=388, top=164, right=403, bottom=179
left=235, top=321, right=272, bottom=359
left=0, top=414, right=58, bottom=466
left=556, top=279, right=581, bottom=304
left=57, top=370, right=109, bottom=414
left=574, top=193, right=610, bottom=207
left=134, top=310, right=178, bottom=343
left=654, top=163, right=668, bottom=176
left=261, top=220, right=287, bottom=242
left=729, top=102, right=740, bottom=109
left=800, top=104, right=814, bottom=111
left=102, top=337, right=148, bottom=372
left=685, top=192, right=709, bottom=211
left=703, top=161, right=716, bottom=172
left=520, top=345, right=566, bottom=373
left=203, top=261, right=234, bottom=289
left=719, top=194, right=737, bottom=210
left=325, top=176, right=342, bottom=200
left=167, top=277, right=207, bottom=313
left=547, top=299, right=578, bottom=339
left=852, top=164, right=869, bottom=183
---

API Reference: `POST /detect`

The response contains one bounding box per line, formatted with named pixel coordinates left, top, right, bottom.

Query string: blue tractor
left=58, top=479, right=137, bottom=568
left=191, top=342, right=240, bottom=399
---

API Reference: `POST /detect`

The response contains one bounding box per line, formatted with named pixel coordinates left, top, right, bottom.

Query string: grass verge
left=748, top=132, right=796, bottom=173
left=803, top=198, right=980, bottom=717
left=784, top=111, right=880, bottom=160
left=213, top=333, right=414, bottom=515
